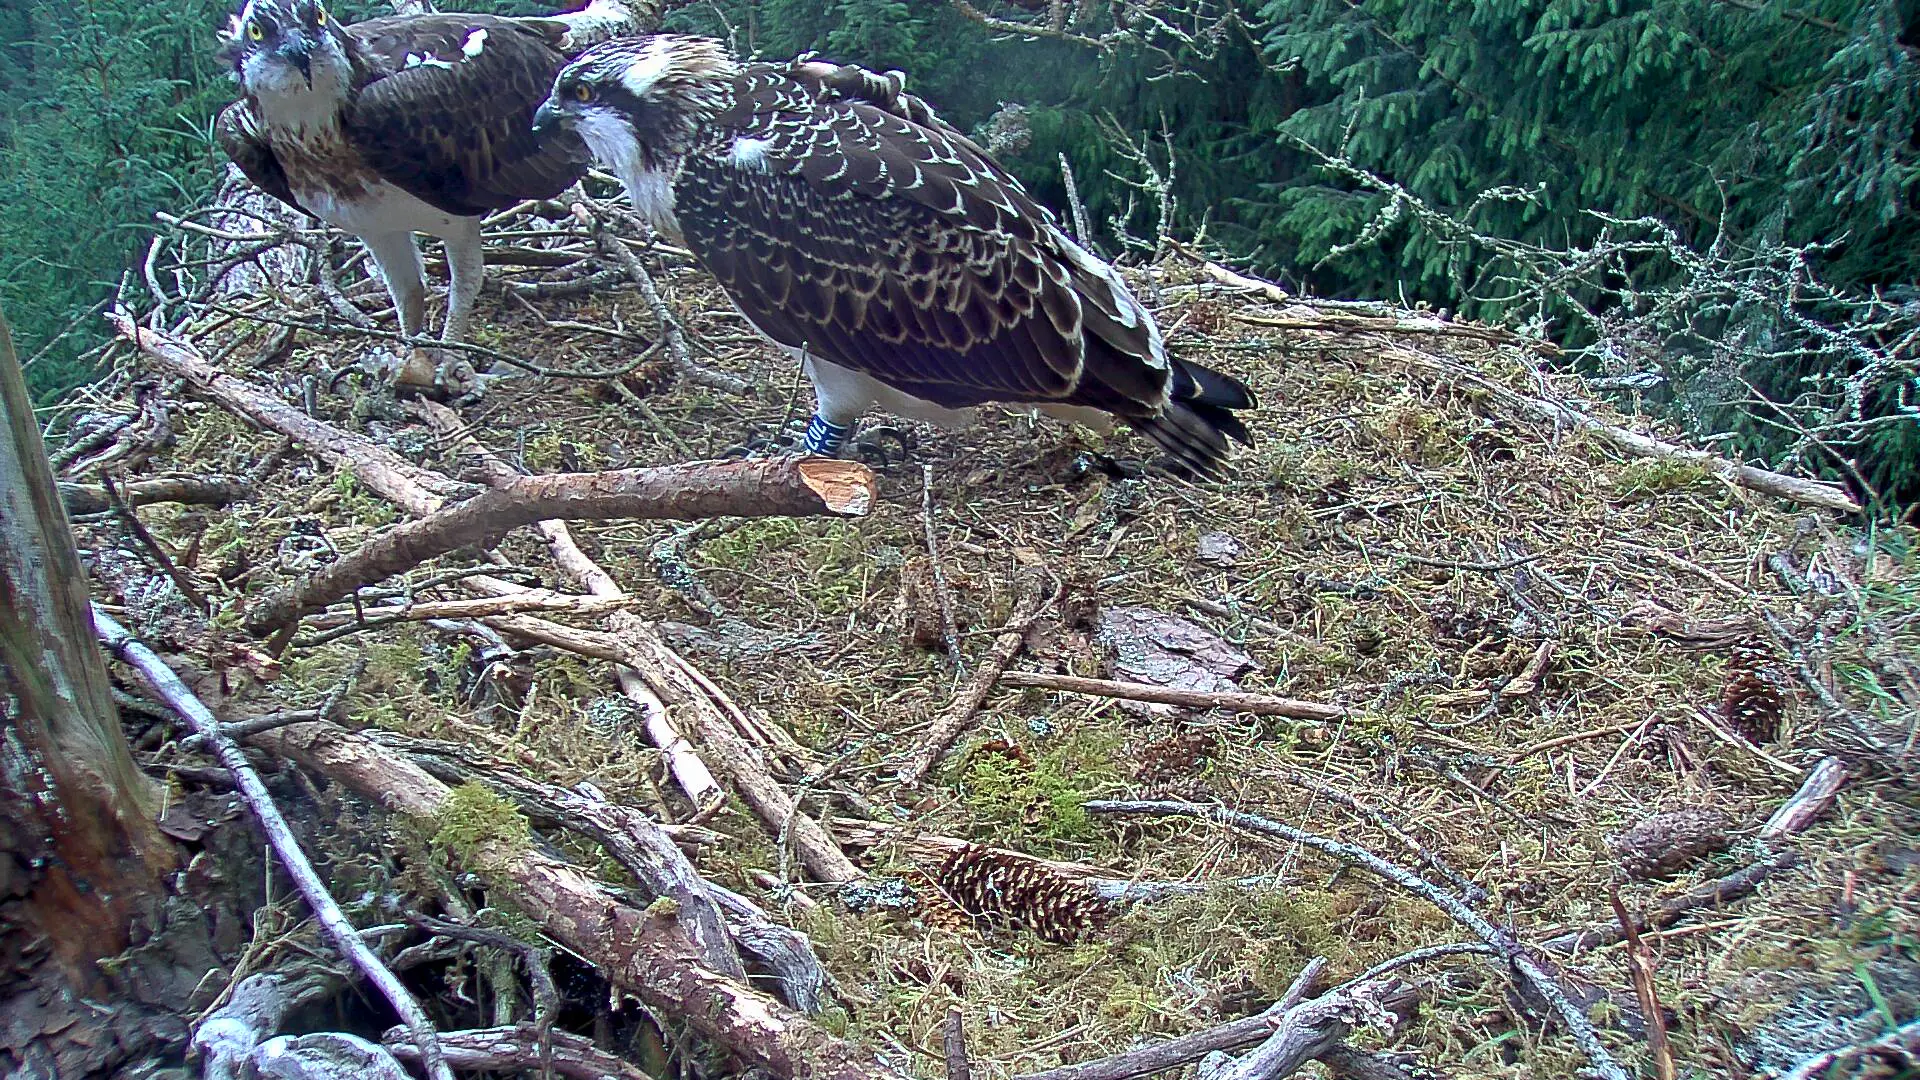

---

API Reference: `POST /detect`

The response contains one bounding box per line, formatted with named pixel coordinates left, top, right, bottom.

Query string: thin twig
left=102, top=474, right=210, bottom=614
left=921, top=464, right=964, bottom=668
left=1001, top=671, right=1350, bottom=721
left=944, top=1007, right=971, bottom=1080
left=1084, top=799, right=1629, bottom=1080
left=406, top=914, right=561, bottom=1072
left=1610, top=889, right=1675, bottom=1080
left=898, top=573, right=1062, bottom=785
left=1778, top=1018, right=1920, bottom=1080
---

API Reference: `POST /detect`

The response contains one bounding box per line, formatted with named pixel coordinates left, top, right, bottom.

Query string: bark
left=0, top=308, right=175, bottom=1073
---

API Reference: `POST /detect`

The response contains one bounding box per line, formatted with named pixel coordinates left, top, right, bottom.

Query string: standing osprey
left=216, top=0, right=632, bottom=389
left=529, top=36, right=1256, bottom=476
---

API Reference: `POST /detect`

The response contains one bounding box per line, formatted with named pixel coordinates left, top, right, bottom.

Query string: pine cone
left=913, top=869, right=978, bottom=935
left=934, top=844, right=1111, bottom=944
left=1608, top=807, right=1733, bottom=881
left=1722, top=638, right=1785, bottom=744
left=1133, top=729, right=1218, bottom=784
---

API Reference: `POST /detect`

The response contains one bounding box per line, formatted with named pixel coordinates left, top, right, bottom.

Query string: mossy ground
left=73, top=241, right=1920, bottom=1078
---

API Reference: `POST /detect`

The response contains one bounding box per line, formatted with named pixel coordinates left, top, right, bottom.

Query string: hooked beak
left=277, top=36, right=314, bottom=85
left=531, top=100, right=563, bottom=139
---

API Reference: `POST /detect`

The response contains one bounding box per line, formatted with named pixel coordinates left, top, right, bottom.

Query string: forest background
left=1, top=0, right=1915, bottom=504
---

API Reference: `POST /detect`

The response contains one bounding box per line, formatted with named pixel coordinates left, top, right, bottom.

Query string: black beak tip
left=530, top=104, right=559, bottom=139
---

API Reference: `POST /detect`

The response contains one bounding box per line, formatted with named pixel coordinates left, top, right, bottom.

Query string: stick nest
left=65, top=207, right=1920, bottom=1080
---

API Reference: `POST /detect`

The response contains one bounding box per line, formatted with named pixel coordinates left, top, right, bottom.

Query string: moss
left=1612, top=457, right=1717, bottom=498
left=1373, top=403, right=1469, bottom=466
left=957, top=727, right=1121, bottom=846
left=433, top=783, right=532, bottom=869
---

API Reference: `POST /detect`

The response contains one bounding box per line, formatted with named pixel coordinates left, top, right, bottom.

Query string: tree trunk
left=0, top=307, right=177, bottom=1074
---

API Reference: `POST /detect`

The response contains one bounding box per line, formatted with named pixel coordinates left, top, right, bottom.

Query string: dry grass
left=74, top=238, right=1920, bottom=1079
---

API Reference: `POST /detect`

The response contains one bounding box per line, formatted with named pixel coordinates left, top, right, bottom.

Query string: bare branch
left=92, top=608, right=455, bottom=1080
left=245, top=457, right=874, bottom=633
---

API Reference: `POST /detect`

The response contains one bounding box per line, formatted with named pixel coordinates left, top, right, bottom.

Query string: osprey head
left=532, top=35, right=738, bottom=178
left=220, top=0, right=347, bottom=97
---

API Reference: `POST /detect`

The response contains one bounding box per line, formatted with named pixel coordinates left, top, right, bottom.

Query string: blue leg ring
left=801, top=415, right=852, bottom=456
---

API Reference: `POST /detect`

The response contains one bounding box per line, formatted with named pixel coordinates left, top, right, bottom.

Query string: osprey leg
left=439, top=218, right=485, bottom=349
left=360, top=230, right=436, bottom=388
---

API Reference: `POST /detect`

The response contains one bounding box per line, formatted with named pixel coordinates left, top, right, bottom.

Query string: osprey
left=530, top=36, right=1256, bottom=476
left=216, top=0, right=632, bottom=388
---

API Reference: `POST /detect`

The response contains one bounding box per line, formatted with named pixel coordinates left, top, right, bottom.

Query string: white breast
left=298, top=182, right=468, bottom=240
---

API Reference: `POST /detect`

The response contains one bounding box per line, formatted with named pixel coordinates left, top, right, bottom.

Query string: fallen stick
left=1610, top=890, right=1676, bottom=1080
left=1539, top=851, right=1801, bottom=955
left=1000, top=671, right=1350, bottom=721
left=414, top=398, right=724, bottom=812
left=571, top=201, right=749, bottom=394
left=897, top=574, right=1061, bottom=785
left=383, top=1024, right=657, bottom=1080
left=1542, top=757, right=1835, bottom=955
left=944, top=1007, right=971, bottom=1080
left=1015, top=961, right=1418, bottom=1080
left=1208, top=977, right=1409, bottom=1080
left=919, top=464, right=964, bottom=665
left=1779, top=1017, right=1920, bottom=1080
left=108, top=312, right=468, bottom=515
left=611, top=614, right=863, bottom=884
left=1377, top=342, right=1860, bottom=514
left=246, top=456, right=875, bottom=633
left=1763, top=755, right=1847, bottom=837
left=1085, top=799, right=1629, bottom=1080
left=248, top=719, right=904, bottom=1080
left=1426, top=640, right=1555, bottom=708
left=60, top=475, right=253, bottom=515
left=456, top=608, right=860, bottom=882
left=1231, top=310, right=1550, bottom=354
left=92, top=607, right=455, bottom=1080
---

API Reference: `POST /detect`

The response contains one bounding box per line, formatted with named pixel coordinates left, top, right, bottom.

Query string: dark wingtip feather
left=1172, top=357, right=1258, bottom=415
left=1125, top=357, right=1256, bottom=480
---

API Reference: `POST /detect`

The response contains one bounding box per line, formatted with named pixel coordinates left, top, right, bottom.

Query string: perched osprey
left=530, top=36, right=1256, bottom=476
left=216, top=0, right=632, bottom=388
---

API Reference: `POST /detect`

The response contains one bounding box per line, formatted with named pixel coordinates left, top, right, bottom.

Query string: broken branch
left=248, top=719, right=900, bottom=1080
left=1085, top=799, right=1628, bottom=1080
left=60, top=475, right=252, bottom=515
left=384, top=1024, right=657, bottom=1080
left=108, top=312, right=469, bottom=515
left=246, top=457, right=874, bottom=633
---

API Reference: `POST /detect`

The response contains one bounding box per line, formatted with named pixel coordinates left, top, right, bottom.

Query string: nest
left=57, top=206, right=1920, bottom=1080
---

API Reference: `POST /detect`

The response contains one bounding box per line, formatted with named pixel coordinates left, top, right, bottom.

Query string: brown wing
left=676, top=68, right=1170, bottom=415
left=216, top=100, right=308, bottom=215
left=343, top=14, right=587, bottom=217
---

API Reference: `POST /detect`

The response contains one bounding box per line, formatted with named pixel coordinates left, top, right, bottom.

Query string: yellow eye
left=573, top=83, right=593, bottom=103
left=246, top=20, right=264, bottom=40
left=313, top=7, right=326, bottom=24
